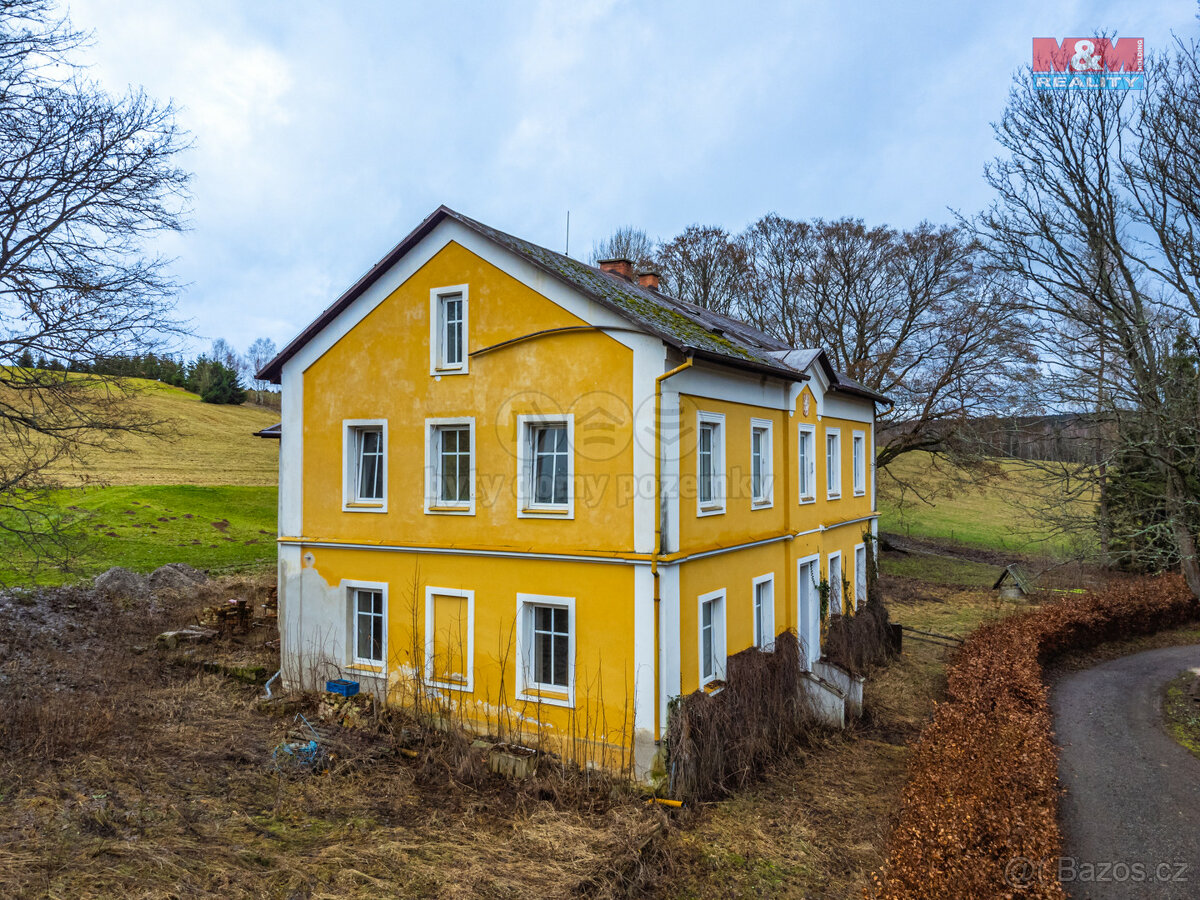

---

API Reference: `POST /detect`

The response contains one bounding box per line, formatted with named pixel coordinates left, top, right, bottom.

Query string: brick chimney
left=637, top=271, right=660, bottom=291
left=598, top=258, right=634, bottom=280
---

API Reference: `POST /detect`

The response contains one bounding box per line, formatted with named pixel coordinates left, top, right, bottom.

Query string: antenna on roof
left=564, top=210, right=570, bottom=257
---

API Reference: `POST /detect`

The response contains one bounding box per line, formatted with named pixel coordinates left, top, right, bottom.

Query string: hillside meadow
left=0, top=377, right=280, bottom=585
left=878, top=451, right=1096, bottom=559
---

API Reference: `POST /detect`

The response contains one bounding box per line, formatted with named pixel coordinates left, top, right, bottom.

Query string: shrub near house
left=258, top=206, right=887, bottom=776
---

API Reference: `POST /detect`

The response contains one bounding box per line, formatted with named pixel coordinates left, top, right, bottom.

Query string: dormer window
left=430, top=284, right=469, bottom=375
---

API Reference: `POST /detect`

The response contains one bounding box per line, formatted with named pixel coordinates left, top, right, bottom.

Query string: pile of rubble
left=316, top=691, right=376, bottom=730
left=93, top=562, right=208, bottom=600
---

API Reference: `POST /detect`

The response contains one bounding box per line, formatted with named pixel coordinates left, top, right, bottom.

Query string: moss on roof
left=458, top=211, right=785, bottom=369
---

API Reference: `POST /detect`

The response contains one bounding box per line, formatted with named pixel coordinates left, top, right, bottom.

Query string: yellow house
left=258, top=206, right=887, bottom=776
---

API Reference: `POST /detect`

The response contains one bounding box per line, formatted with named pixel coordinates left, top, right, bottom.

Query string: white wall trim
left=343, top=579, right=389, bottom=670
left=341, top=418, right=388, bottom=513
left=516, top=412, right=576, bottom=519
left=824, top=426, right=842, bottom=501
left=827, top=550, right=845, bottom=615
left=852, top=429, right=867, bottom=497
left=853, top=543, right=867, bottom=611
left=751, top=572, right=776, bottom=650
left=515, top=592, right=576, bottom=708
left=750, top=417, right=774, bottom=509
left=697, top=588, right=727, bottom=687
left=658, top=563, right=681, bottom=738
left=695, top=409, right=726, bottom=517
left=674, top=362, right=793, bottom=410
left=632, top=564, right=655, bottom=735
left=424, top=586, right=475, bottom=691
left=798, top=422, right=817, bottom=505
left=428, top=283, right=470, bottom=376
left=796, top=554, right=821, bottom=669
left=424, top=416, right=476, bottom=516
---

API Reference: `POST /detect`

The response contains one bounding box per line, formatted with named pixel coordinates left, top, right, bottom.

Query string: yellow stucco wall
left=301, top=240, right=636, bottom=553
left=675, top=521, right=872, bottom=696
left=300, top=545, right=640, bottom=763
left=287, top=237, right=879, bottom=766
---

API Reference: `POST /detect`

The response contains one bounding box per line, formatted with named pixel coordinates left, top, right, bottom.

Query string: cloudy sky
left=66, top=0, right=1196, bottom=359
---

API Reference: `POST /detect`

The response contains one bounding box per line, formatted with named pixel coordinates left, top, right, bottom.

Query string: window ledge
left=701, top=680, right=726, bottom=695
left=517, top=688, right=574, bottom=708
left=751, top=499, right=774, bottom=510
left=344, top=502, right=387, bottom=513
left=428, top=678, right=472, bottom=692
left=853, top=490, right=866, bottom=497
left=826, top=494, right=841, bottom=501
left=426, top=505, right=474, bottom=516
left=346, top=663, right=385, bottom=675
left=798, top=496, right=816, bottom=505
left=696, top=505, right=726, bottom=518
left=519, top=507, right=572, bottom=519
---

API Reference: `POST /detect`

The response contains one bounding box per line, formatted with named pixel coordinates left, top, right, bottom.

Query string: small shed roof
left=254, top=423, right=281, bottom=439
left=993, top=564, right=1034, bottom=594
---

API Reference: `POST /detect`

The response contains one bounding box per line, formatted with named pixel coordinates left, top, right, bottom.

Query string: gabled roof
left=257, top=205, right=801, bottom=385
left=256, top=206, right=888, bottom=408
left=768, top=347, right=891, bottom=404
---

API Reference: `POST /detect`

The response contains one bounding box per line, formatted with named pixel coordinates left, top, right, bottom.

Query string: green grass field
left=39, top=484, right=278, bottom=583
left=878, top=452, right=1096, bottom=558
left=1, top=378, right=280, bottom=585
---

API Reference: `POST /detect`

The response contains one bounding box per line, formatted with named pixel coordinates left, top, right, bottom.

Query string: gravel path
left=1051, top=645, right=1200, bottom=899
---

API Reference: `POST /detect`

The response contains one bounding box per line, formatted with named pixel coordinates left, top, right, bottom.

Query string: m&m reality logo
left=1032, top=37, right=1145, bottom=90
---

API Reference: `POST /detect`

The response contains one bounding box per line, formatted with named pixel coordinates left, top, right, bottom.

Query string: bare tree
left=247, top=337, right=277, bottom=393
left=657, top=224, right=747, bottom=315
left=742, top=214, right=1035, bottom=470
left=0, top=0, right=188, bottom=571
left=210, top=338, right=245, bottom=380
left=974, top=42, right=1200, bottom=594
left=589, top=226, right=657, bottom=272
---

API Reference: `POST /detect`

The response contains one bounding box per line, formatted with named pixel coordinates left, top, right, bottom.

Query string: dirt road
left=1051, top=645, right=1200, bottom=899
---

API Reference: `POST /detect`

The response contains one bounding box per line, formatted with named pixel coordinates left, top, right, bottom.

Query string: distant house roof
left=254, top=423, right=281, bottom=439
left=256, top=205, right=888, bottom=405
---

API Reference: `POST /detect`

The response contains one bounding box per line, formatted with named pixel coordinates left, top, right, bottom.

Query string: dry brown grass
left=51, top=378, right=280, bottom=486
left=0, top=572, right=669, bottom=900
left=646, top=638, right=953, bottom=899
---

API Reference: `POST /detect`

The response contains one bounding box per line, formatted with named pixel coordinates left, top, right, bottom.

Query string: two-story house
left=258, top=206, right=887, bottom=776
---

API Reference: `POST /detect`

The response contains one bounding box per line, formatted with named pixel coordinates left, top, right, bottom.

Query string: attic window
left=430, top=284, right=469, bottom=375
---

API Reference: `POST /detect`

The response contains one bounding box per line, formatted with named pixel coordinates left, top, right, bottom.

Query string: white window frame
left=515, top=593, right=576, bottom=707
left=854, top=543, right=867, bottom=611
left=752, top=573, right=775, bottom=650
left=424, top=586, right=475, bottom=691
left=798, top=423, right=816, bottom=504
left=852, top=430, right=867, bottom=496
left=429, top=284, right=470, bottom=376
left=825, top=427, right=842, bottom=500
left=697, top=588, right=727, bottom=687
left=342, top=419, right=388, bottom=513
left=696, top=410, right=726, bottom=517
left=796, top=554, right=821, bottom=669
left=750, top=417, right=774, bottom=509
left=424, top=417, right=476, bottom=515
left=828, top=551, right=844, bottom=615
left=516, top=413, right=575, bottom=518
left=345, top=579, right=388, bottom=670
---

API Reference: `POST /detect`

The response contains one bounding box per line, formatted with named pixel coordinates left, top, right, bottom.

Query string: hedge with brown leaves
left=878, top=576, right=1198, bottom=899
